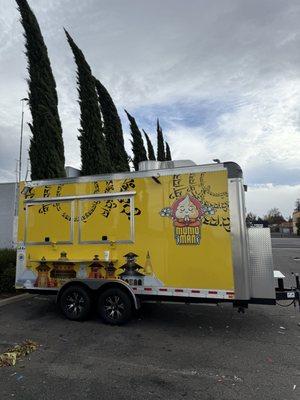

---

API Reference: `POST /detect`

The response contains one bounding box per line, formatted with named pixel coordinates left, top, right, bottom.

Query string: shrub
left=0, top=249, right=16, bottom=293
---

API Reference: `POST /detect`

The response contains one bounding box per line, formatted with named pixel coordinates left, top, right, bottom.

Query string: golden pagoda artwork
left=88, top=255, right=104, bottom=279
left=142, top=251, right=163, bottom=287
left=35, top=258, right=51, bottom=288
left=144, top=251, right=153, bottom=275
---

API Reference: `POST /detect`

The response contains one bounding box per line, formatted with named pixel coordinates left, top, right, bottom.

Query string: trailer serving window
left=78, top=192, right=135, bottom=244
left=24, top=199, right=75, bottom=245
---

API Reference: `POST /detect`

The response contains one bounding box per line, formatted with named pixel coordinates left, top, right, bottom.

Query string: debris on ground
left=233, top=375, right=243, bottom=382
left=16, top=373, right=24, bottom=381
left=216, top=374, right=243, bottom=384
left=279, top=326, right=286, bottom=330
left=0, top=340, right=38, bottom=367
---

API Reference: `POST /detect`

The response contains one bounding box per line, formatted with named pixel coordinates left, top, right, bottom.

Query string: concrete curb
left=0, top=293, right=33, bottom=307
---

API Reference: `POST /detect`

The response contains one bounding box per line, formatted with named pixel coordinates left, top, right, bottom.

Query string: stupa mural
left=16, top=267, right=37, bottom=289
left=143, top=251, right=163, bottom=286
left=118, top=251, right=163, bottom=287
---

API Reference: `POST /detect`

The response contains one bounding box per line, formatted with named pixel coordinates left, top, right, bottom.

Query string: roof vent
left=138, top=160, right=196, bottom=171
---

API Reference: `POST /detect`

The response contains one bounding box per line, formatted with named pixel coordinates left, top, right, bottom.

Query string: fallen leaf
left=0, top=340, right=39, bottom=367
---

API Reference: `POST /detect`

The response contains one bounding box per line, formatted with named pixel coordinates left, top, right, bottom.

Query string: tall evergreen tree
left=64, top=29, right=112, bottom=175
left=16, top=0, right=66, bottom=180
left=125, top=111, right=147, bottom=170
left=165, top=142, right=172, bottom=161
left=94, top=78, right=129, bottom=172
left=143, top=130, right=156, bottom=161
left=156, top=119, right=165, bottom=161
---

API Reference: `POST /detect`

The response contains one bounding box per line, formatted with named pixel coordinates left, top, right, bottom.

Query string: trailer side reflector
left=130, top=287, right=234, bottom=299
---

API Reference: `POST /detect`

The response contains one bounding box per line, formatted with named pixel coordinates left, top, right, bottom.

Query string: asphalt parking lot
left=0, top=238, right=299, bottom=400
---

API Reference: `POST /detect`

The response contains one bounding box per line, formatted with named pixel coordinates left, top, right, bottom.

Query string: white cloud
left=164, top=77, right=300, bottom=179
left=246, top=184, right=300, bottom=218
left=0, top=0, right=300, bottom=218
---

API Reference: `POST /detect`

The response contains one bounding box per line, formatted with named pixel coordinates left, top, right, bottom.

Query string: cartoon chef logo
left=172, top=195, right=204, bottom=227
left=160, top=195, right=214, bottom=245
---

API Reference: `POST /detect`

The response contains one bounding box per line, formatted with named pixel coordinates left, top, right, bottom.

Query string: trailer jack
left=233, top=301, right=248, bottom=313
left=275, top=273, right=300, bottom=311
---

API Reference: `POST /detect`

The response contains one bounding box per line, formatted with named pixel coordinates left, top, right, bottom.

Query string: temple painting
left=118, top=252, right=163, bottom=287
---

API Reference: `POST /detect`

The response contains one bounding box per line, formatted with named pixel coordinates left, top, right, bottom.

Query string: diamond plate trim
left=248, top=228, right=275, bottom=299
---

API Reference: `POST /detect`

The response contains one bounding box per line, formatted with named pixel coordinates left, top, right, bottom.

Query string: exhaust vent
left=138, top=160, right=196, bottom=171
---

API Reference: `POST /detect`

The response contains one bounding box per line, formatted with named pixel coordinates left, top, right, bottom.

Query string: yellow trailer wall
left=17, top=169, right=234, bottom=292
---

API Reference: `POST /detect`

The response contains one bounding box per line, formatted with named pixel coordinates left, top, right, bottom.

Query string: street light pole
left=18, top=97, right=28, bottom=182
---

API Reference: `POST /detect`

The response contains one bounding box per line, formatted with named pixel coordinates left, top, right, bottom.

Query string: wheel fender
left=98, top=280, right=140, bottom=310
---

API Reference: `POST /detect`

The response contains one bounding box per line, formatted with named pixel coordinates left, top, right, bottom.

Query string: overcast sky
left=1, top=0, right=300, bottom=217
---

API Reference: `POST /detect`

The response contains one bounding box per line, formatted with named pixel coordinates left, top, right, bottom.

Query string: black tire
left=98, top=288, right=132, bottom=325
left=60, top=285, right=91, bottom=321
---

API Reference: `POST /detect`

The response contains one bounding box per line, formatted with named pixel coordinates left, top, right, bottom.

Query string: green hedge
left=0, top=249, right=16, bottom=293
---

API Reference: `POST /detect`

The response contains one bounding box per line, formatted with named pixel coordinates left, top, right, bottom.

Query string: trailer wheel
left=60, top=285, right=91, bottom=321
left=98, top=288, right=132, bottom=325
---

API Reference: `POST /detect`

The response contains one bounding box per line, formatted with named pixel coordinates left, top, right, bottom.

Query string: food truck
left=15, top=160, right=299, bottom=324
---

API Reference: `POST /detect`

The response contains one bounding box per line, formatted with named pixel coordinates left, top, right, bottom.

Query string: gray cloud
left=1, top=0, right=300, bottom=215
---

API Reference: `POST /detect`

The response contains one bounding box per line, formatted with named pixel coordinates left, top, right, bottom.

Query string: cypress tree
left=143, top=130, right=156, bottom=161
left=165, top=142, right=172, bottom=161
left=157, top=119, right=166, bottom=161
left=16, top=0, right=66, bottom=180
left=94, top=78, right=129, bottom=172
left=64, top=29, right=112, bottom=175
left=125, top=110, right=147, bottom=171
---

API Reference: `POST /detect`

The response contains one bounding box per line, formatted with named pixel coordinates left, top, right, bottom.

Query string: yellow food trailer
left=15, top=160, right=294, bottom=324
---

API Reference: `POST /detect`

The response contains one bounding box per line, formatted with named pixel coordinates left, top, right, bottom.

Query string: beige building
left=279, top=221, right=293, bottom=235
left=292, top=210, right=300, bottom=234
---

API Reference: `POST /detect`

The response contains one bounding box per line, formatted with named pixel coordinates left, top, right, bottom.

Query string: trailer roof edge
left=223, top=162, right=243, bottom=179
left=22, top=162, right=231, bottom=187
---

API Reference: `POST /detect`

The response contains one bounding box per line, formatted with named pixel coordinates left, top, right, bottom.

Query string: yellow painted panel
left=17, top=170, right=234, bottom=291
left=26, top=202, right=73, bottom=243
left=79, top=198, right=132, bottom=242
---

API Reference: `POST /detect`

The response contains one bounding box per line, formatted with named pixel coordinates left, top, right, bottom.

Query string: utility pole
left=18, top=98, right=28, bottom=182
